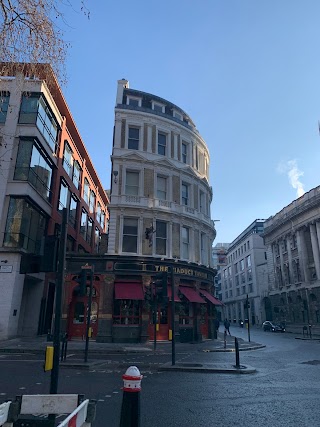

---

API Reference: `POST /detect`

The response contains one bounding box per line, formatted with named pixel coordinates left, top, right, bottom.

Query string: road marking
left=19, top=387, right=26, bottom=390
left=0, top=393, right=6, bottom=395
left=112, top=391, right=119, bottom=394
left=66, top=354, right=75, bottom=358
left=98, top=399, right=104, bottom=402
left=0, top=360, right=43, bottom=363
left=105, top=395, right=111, bottom=398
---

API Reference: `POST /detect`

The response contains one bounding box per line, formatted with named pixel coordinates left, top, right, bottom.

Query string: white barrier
left=57, top=400, right=89, bottom=427
left=1, top=395, right=93, bottom=427
left=0, top=402, right=11, bottom=427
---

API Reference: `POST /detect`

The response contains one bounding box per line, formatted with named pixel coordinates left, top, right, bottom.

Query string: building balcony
left=109, top=195, right=214, bottom=228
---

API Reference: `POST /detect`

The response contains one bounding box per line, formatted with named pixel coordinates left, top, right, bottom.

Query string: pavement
left=0, top=332, right=264, bottom=374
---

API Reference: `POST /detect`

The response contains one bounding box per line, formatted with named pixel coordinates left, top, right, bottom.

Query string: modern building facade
left=0, top=64, right=109, bottom=340
left=66, top=79, right=220, bottom=343
left=220, top=220, right=268, bottom=325
left=263, top=186, right=320, bottom=331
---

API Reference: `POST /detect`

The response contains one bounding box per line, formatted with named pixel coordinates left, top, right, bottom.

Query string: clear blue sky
left=60, top=0, right=320, bottom=243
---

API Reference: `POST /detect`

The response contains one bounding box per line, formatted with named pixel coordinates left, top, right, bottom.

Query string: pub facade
left=64, top=255, right=221, bottom=343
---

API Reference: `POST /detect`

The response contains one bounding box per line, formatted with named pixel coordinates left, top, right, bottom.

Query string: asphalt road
left=1, top=327, right=320, bottom=427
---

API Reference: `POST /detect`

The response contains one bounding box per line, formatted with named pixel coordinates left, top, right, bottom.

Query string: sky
left=59, top=0, right=320, bottom=243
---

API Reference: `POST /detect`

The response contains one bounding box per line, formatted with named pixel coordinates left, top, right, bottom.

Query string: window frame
left=182, top=226, right=190, bottom=260
left=122, top=217, right=138, bottom=253
left=157, top=132, right=167, bottom=156
left=127, top=96, right=141, bottom=107
left=152, top=101, right=165, bottom=113
left=128, top=126, right=140, bottom=150
left=181, top=182, right=189, bottom=206
left=156, top=220, right=167, bottom=256
left=125, top=170, right=140, bottom=196
left=157, top=175, right=167, bottom=200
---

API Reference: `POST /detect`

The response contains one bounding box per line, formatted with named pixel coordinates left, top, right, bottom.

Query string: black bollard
left=235, top=337, right=240, bottom=368
left=120, top=366, right=143, bottom=427
left=224, top=330, right=227, bottom=349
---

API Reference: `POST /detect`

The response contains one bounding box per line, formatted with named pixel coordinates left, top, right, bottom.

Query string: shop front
left=64, top=255, right=218, bottom=343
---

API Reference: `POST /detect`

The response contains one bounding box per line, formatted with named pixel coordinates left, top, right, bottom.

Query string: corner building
left=66, top=79, right=220, bottom=343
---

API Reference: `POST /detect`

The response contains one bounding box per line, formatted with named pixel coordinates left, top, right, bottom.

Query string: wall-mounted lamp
left=1, top=260, right=8, bottom=263
left=112, top=170, right=118, bottom=184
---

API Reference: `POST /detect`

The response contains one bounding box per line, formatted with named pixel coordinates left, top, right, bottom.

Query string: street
left=1, top=327, right=320, bottom=426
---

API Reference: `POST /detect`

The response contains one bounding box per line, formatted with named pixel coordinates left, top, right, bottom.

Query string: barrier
left=0, top=402, right=11, bottom=426
left=1, top=395, right=95, bottom=427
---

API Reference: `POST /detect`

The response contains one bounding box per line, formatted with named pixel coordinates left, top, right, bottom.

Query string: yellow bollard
left=44, top=346, right=54, bottom=371
left=169, top=329, right=172, bottom=341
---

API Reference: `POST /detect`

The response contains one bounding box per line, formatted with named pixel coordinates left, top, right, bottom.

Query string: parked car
left=262, top=321, right=286, bottom=332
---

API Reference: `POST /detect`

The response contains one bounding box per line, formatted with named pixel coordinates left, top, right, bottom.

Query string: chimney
left=116, top=79, right=129, bottom=106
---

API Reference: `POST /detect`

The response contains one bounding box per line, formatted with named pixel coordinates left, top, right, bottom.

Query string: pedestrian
left=224, top=319, right=231, bottom=336
left=214, top=318, right=220, bottom=339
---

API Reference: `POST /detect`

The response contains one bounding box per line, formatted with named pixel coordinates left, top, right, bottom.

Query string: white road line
left=66, top=354, right=75, bottom=358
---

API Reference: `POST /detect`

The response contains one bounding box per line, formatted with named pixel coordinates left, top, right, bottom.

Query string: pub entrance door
left=68, top=287, right=99, bottom=339
left=148, top=303, right=170, bottom=341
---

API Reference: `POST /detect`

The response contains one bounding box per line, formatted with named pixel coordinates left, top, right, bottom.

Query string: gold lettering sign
left=154, top=265, right=208, bottom=279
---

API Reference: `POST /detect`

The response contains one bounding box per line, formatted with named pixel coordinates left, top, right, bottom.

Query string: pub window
left=113, top=300, right=141, bottom=325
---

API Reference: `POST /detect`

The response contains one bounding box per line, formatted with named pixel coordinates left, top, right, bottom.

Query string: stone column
left=310, top=223, right=320, bottom=280
left=96, top=274, right=115, bottom=343
left=287, top=234, right=293, bottom=284
left=316, top=221, right=320, bottom=263
left=278, top=239, right=286, bottom=285
left=297, top=228, right=309, bottom=283
left=140, top=275, right=151, bottom=342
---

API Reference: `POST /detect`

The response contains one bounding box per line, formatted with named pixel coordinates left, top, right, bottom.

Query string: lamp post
left=50, top=208, right=68, bottom=395
left=84, top=265, right=94, bottom=363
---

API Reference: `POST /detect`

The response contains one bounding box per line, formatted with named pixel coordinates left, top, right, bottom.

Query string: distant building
left=221, top=220, right=268, bottom=325
left=212, top=243, right=229, bottom=299
left=0, top=64, right=109, bottom=340
left=263, top=186, right=320, bottom=331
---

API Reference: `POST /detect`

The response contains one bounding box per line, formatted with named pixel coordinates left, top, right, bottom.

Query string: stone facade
left=263, top=186, right=320, bottom=333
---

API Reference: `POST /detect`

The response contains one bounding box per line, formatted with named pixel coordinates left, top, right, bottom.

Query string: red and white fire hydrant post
left=120, top=366, right=143, bottom=427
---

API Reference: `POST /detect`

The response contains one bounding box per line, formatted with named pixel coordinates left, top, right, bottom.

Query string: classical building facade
left=0, top=65, right=109, bottom=340
left=212, top=243, right=229, bottom=319
left=65, top=79, right=220, bottom=343
left=221, top=220, right=268, bottom=325
left=263, top=186, right=320, bottom=331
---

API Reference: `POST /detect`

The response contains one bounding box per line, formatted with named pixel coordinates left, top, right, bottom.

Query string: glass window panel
left=158, top=133, right=166, bottom=156
left=63, top=142, right=73, bottom=176
left=83, top=179, right=90, bottom=204
left=182, top=183, right=189, bottom=205
left=72, top=161, right=81, bottom=189
left=122, top=218, right=138, bottom=253
left=125, top=171, right=139, bottom=195
left=128, top=127, right=139, bottom=150
left=58, top=181, right=69, bottom=210
left=128, top=98, right=139, bottom=106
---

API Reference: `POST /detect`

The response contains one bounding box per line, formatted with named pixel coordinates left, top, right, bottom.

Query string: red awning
left=114, top=282, right=144, bottom=300
left=200, top=289, right=224, bottom=306
left=167, top=286, right=181, bottom=302
left=179, top=286, right=206, bottom=303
